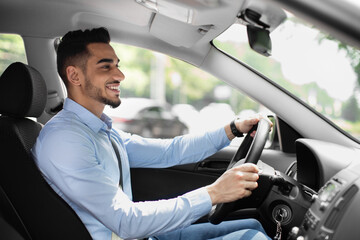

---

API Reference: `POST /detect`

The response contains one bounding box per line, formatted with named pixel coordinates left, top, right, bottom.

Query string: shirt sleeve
left=36, top=128, right=214, bottom=239
left=123, top=127, right=231, bottom=168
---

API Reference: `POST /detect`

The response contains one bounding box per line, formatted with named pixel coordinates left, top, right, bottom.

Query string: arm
left=209, top=114, right=273, bottom=204
left=123, top=114, right=269, bottom=168
left=35, top=129, right=212, bottom=239
left=123, top=127, right=231, bottom=168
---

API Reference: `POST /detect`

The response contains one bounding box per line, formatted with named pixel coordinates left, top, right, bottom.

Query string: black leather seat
left=0, top=62, right=91, bottom=240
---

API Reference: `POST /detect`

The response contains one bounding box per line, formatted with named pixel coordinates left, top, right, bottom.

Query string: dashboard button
left=320, top=201, right=328, bottom=211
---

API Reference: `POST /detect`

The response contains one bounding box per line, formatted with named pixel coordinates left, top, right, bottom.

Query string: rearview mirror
left=247, top=25, right=272, bottom=56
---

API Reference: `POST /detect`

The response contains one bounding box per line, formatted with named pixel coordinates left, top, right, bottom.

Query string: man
left=32, top=27, right=271, bottom=240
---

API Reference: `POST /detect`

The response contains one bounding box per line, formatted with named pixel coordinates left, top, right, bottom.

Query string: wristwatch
left=230, top=118, right=243, bottom=137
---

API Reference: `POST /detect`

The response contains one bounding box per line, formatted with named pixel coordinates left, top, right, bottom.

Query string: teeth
left=108, top=85, right=120, bottom=91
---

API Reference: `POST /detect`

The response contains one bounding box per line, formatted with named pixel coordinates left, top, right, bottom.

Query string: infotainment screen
left=319, top=181, right=338, bottom=202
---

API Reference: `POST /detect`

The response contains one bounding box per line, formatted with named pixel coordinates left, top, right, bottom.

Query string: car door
left=130, top=115, right=299, bottom=215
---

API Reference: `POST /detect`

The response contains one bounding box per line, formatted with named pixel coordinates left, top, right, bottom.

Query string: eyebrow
left=96, top=58, right=120, bottom=64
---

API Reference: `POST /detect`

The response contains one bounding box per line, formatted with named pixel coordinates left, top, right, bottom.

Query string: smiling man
left=32, top=27, right=271, bottom=240
left=57, top=31, right=123, bottom=116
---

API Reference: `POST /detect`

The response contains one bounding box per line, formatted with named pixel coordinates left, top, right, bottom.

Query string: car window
left=0, top=34, right=27, bottom=75
left=213, top=12, right=360, bottom=140
left=110, top=42, right=272, bottom=143
left=0, top=33, right=27, bottom=117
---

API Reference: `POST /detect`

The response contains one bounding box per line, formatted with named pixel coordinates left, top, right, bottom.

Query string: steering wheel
left=208, top=118, right=271, bottom=224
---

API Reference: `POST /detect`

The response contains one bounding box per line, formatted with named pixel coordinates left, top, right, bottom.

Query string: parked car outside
left=104, top=98, right=188, bottom=138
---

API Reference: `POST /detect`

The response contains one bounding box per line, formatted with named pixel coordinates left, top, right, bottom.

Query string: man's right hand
left=205, top=163, right=259, bottom=205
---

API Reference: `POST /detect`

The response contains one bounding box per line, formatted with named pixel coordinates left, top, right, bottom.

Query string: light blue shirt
left=31, top=98, right=230, bottom=240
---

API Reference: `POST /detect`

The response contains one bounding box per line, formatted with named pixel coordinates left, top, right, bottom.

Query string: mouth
left=106, top=81, right=121, bottom=94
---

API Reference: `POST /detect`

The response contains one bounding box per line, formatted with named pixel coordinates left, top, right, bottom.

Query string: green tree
left=165, top=57, right=219, bottom=106
left=0, top=34, right=27, bottom=75
left=342, top=95, right=360, bottom=122
left=320, top=35, right=360, bottom=86
left=111, top=43, right=153, bottom=98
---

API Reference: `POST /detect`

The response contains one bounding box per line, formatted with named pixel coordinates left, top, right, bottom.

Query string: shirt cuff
left=183, top=187, right=212, bottom=221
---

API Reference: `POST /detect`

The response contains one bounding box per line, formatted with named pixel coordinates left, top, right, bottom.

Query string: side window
left=0, top=34, right=27, bottom=117
left=0, top=34, right=27, bottom=75
left=109, top=42, right=271, bottom=144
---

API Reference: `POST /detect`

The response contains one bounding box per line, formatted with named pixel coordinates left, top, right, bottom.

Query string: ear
left=66, top=66, right=82, bottom=86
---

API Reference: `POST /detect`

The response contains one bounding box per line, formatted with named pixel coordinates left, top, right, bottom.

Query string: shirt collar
left=63, top=98, right=113, bottom=133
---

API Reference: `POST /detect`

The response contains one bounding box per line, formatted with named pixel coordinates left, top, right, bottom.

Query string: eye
left=102, top=65, right=110, bottom=70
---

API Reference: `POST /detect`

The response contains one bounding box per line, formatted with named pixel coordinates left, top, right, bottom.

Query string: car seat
left=0, top=62, right=92, bottom=239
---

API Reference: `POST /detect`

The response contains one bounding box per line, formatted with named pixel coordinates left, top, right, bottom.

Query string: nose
left=114, top=67, right=125, bottom=82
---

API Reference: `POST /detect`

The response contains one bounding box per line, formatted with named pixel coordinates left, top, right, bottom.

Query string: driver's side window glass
left=0, top=34, right=27, bottom=117
left=109, top=42, right=272, bottom=145
left=0, top=34, right=27, bottom=75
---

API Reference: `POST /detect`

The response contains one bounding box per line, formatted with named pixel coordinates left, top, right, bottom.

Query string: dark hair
left=56, top=27, right=111, bottom=86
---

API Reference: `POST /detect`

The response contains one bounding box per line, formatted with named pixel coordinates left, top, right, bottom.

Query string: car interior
left=0, top=0, right=360, bottom=239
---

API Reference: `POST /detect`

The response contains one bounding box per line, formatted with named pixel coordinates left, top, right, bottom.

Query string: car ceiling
left=1, top=0, right=358, bottom=60
left=0, top=0, right=287, bottom=62
left=0, top=0, right=238, bottom=49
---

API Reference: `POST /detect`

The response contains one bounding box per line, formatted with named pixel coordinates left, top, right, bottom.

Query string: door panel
left=131, top=167, right=218, bottom=201
left=131, top=147, right=296, bottom=202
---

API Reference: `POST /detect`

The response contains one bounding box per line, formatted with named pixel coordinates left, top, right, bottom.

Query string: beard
left=84, top=77, right=121, bottom=108
left=99, top=95, right=121, bottom=108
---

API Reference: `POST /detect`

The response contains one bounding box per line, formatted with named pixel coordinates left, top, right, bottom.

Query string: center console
left=288, top=168, right=360, bottom=240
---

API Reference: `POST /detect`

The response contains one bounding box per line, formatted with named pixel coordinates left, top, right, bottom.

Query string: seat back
left=0, top=62, right=92, bottom=240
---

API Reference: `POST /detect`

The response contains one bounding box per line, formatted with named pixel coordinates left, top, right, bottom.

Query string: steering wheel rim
left=208, top=118, right=271, bottom=224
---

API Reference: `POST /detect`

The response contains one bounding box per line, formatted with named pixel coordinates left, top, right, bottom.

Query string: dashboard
left=295, top=139, right=354, bottom=191
left=288, top=139, right=360, bottom=239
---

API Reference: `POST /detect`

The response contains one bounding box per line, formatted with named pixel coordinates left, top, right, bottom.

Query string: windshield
left=214, top=13, right=360, bottom=139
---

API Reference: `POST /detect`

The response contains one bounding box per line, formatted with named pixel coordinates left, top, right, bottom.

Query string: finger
left=239, top=116, right=260, bottom=133
left=244, top=117, right=259, bottom=127
left=245, top=180, right=259, bottom=190
left=258, top=113, right=273, bottom=128
left=241, top=189, right=253, bottom=198
left=234, top=171, right=256, bottom=182
left=241, top=171, right=260, bottom=182
left=250, top=130, right=256, bottom=137
left=234, top=163, right=259, bottom=173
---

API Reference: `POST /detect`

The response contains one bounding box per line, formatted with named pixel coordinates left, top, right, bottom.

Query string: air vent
left=324, top=185, right=358, bottom=229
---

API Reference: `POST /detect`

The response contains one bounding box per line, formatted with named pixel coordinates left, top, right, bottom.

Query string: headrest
left=0, top=62, right=47, bottom=118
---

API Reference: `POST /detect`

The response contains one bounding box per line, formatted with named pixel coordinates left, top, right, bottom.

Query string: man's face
left=82, top=42, right=125, bottom=108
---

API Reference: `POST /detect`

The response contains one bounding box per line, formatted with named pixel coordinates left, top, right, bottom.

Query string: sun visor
left=150, top=14, right=211, bottom=48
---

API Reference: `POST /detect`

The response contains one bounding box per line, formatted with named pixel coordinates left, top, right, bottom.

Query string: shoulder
left=33, top=114, right=98, bottom=169
left=38, top=111, right=95, bottom=150
left=111, top=127, right=131, bottom=140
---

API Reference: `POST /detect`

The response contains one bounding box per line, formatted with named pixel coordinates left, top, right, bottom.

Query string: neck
left=68, top=93, right=104, bottom=118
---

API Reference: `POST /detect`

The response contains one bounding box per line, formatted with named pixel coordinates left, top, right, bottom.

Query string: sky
left=271, top=21, right=356, bottom=101
left=346, top=0, right=360, bottom=7
left=217, top=10, right=358, bottom=102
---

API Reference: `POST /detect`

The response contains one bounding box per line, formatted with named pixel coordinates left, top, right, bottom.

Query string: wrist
left=206, top=185, right=220, bottom=205
left=230, top=118, right=243, bottom=138
left=225, top=118, right=244, bottom=140
left=225, top=124, right=236, bottom=140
